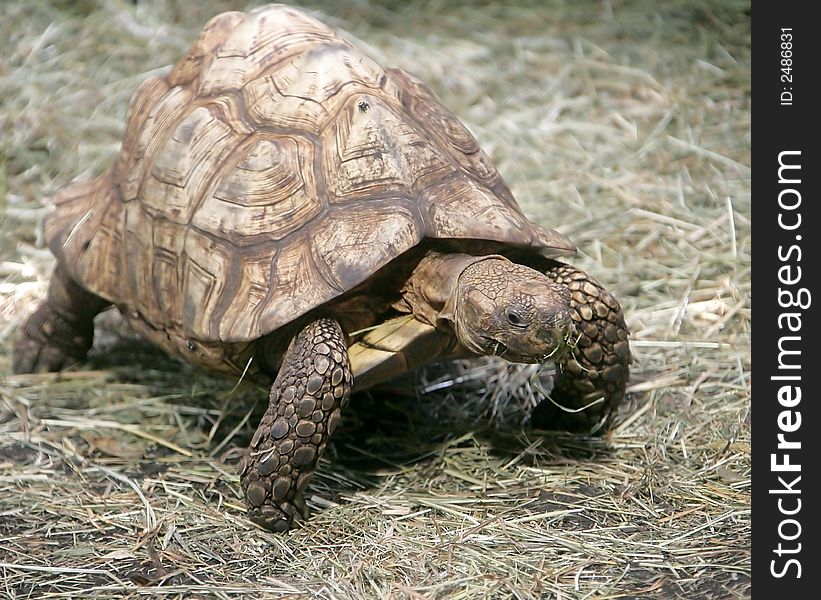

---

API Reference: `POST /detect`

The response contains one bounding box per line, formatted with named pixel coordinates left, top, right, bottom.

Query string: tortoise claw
left=247, top=495, right=307, bottom=532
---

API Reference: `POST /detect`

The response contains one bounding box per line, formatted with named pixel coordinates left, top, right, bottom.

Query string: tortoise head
left=449, top=258, right=573, bottom=363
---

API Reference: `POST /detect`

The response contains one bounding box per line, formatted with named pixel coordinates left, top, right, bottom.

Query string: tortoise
left=13, top=4, right=630, bottom=532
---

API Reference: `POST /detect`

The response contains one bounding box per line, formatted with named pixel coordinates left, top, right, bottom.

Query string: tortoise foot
left=13, top=304, right=91, bottom=373
left=240, top=318, right=351, bottom=532
left=245, top=493, right=307, bottom=532
left=530, top=261, right=631, bottom=433
left=13, top=264, right=107, bottom=374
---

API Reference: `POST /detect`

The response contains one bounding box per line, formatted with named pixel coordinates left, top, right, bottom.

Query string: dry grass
left=1, top=0, right=750, bottom=598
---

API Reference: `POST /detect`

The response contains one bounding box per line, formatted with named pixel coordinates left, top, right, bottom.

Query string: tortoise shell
left=44, top=4, right=574, bottom=349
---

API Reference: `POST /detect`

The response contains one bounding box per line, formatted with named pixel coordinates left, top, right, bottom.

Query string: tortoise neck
left=394, top=251, right=502, bottom=331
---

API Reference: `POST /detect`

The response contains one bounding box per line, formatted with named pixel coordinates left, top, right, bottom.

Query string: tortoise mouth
left=481, top=335, right=511, bottom=359
left=481, top=325, right=573, bottom=364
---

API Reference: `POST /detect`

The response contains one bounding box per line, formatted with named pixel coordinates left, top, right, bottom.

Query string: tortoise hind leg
left=241, top=317, right=352, bottom=532
left=530, top=260, right=631, bottom=433
left=13, top=263, right=109, bottom=373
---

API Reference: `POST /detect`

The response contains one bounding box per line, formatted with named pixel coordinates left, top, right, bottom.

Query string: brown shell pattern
left=45, top=4, right=574, bottom=343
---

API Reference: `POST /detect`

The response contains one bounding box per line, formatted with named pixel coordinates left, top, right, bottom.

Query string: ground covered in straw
left=1, top=1, right=750, bottom=598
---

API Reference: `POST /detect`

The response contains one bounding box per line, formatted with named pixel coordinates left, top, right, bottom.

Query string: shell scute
left=192, top=135, right=323, bottom=244
left=321, top=95, right=451, bottom=201
left=309, top=203, right=421, bottom=292
left=198, top=7, right=338, bottom=96
left=181, top=227, right=233, bottom=339
left=120, top=85, right=193, bottom=202
left=142, top=106, right=240, bottom=224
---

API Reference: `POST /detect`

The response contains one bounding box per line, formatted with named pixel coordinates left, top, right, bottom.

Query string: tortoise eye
left=506, top=309, right=526, bottom=327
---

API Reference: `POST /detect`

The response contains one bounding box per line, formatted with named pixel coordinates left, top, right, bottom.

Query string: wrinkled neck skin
left=395, top=251, right=501, bottom=352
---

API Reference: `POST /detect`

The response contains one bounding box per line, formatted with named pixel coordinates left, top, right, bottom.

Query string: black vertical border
left=754, top=2, right=819, bottom=595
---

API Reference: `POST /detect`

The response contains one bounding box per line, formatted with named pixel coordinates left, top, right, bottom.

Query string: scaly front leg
left=240, top=318, right=352, bottom=532
left=530, top=259, right=631, bottom=433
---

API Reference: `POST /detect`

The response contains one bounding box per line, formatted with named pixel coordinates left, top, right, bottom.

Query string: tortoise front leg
left=530, top=260, right=631, bottom=433
left=13, top=262, right=109, bottom=373
left=240, top=317, right=352, bottom=532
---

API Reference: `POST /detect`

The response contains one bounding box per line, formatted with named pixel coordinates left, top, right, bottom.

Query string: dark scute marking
left=306, top=373, right=323, bottom=395
left=258, top=453, right=280, bottom=476
left=293, top=445, right=316, bottom=466
left=314, top=355, right=330, bottom=375
left=272, top=477, right=291, bottom=500
left=614, top=341, right=630, bottom=363
left=296, top=420, right=316, bottom=437
left=321, top=392, right=335, bottom=410
left=603, top=364, right=625, bottom=383
left=297, top=397, right=316, bottom=417
left=270, top=418, right=289, bottom=439
left=583, top=344, right=603, bottom=364
left=246, top=481, right=268, bottom=507
left=327, top=409, right=341, bottom=435
left=578, top=305, right=594, bottom=321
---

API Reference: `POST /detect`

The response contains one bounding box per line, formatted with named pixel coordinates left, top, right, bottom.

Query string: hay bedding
left=1, top=1, right=750, bottom=598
